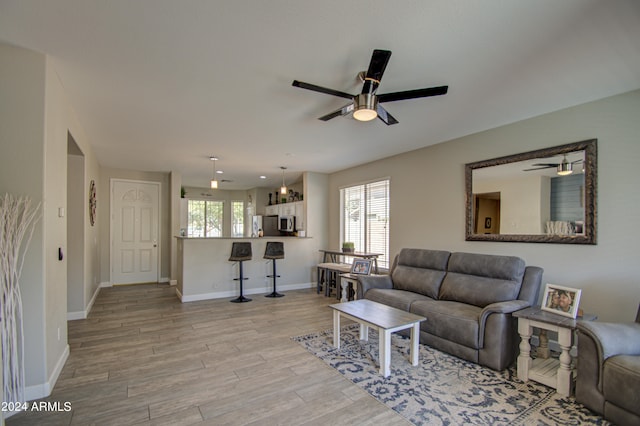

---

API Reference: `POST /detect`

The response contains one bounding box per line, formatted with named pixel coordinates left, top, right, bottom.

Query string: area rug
left=292, top=325, right=609, bottom=426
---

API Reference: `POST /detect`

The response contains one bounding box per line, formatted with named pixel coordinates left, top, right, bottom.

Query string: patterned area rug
left=293, top=325, right=609, bottom=426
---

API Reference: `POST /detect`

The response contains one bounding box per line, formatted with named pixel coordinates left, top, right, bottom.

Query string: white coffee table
left=329, top=299, right=426, bottom=377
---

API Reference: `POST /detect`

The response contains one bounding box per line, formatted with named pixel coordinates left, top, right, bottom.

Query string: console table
left=319, top=249, right=382, bottom=273
left=513, top=307, right=596, bottom=396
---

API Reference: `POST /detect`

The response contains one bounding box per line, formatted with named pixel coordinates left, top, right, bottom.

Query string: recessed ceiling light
left=259, top=175, right=267, bottom=179
left=216, top=170, right=223, bottom=174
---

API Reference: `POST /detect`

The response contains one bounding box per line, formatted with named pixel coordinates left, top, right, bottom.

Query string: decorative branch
left=1, top=194, right=41, bottom=410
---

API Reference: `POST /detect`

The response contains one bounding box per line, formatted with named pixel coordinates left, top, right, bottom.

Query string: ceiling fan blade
left=318, top=103, right=354, bottom=121
left=362, top=50, right=392, bottom=95
left=523, top=167, right=554, bottom=171
left=376, top=104, right=399, bottom=125
left=530, top=163, right=558, bottom=167
left=377, top=85, right=448, bottom=103
left=292, top=80, right=354, bottom=100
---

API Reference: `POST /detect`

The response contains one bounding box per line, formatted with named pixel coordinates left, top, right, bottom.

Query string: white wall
left=1, top=42, right=102, bottom=399
left=67, top=153, right=85, bottom=313
left=328, top=90, right=640, bottom=322
left=475, top=175, right=550, bottom=234
left=0, top=42, right=47, bottom=396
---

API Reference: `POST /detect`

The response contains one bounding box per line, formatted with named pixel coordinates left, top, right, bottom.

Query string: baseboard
left=159, top=276, right=170, bottom=283
left=24, top=344, right=69, bottom=402
left=66, top=310, right=85, bottom=321
left=169, top=279, right=177, bottom=286
left=178, top=282, right=314, bottom=303
left=100, top=281, right=112, bottom=288
left=67, top=285, right=102, bottom=320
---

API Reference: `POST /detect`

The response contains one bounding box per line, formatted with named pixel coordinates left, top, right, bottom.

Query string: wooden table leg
left=333, top=310, right=340, bottom=349
left=360, top=323, right=369, bottom=341
left=379, top=329, right=391, bottom=377
left=410, top=322, right=420, bottom=366
left=537, top=329, right=550, bottom=359
left=517, top=318, right=532, bottom=382
left=340, top=278, right=348, bottom=302
left=556, top=327, right=573, bottom=396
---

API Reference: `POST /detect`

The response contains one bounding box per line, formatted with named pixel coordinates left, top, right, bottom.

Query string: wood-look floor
left=8, top=284, right=409, bottom=425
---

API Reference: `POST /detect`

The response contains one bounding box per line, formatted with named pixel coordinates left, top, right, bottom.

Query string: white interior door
left=111, top=180, right=160, bottom=285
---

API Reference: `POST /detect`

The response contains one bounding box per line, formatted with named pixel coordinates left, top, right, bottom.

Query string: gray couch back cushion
left=392, top=249, right=450, bottom=298
left=439, top=252, right=525, bottom=307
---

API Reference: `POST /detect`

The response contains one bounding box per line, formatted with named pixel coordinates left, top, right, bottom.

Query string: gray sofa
left=575, top=305, right=640, bottom=426
left=357, top=248, right=543, bottom=371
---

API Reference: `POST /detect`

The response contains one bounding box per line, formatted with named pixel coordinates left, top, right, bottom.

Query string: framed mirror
left=465, top=139, right=597, bottom=244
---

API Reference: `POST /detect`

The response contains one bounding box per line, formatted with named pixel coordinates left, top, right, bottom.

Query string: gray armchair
left=576, top=305, right=640, bottom=426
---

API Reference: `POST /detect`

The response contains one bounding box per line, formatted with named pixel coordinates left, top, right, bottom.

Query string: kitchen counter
left=176, top=236, right=318, bottom=302
left=175, top=236, right=311, bottom=239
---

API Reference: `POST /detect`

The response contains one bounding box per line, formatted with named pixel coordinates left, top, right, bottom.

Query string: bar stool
left=229, top=242, right=252, bottom=303
left=264, top=241, right=285, bottom=298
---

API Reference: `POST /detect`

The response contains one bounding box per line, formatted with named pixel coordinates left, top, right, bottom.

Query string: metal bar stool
left=264, top=241, right=285, bottom=298
left=229, top=242, right=252, bottom=303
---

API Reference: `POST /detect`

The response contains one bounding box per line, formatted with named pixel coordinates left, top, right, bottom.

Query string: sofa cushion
left=603, top=355, right=640, bottom=416
left=439, top=252, right=525, bottom=307
left=410, top=299, right=482, bottom=349
left=391, top=249, right=450, bottom=298
left=365, top=288, right=433, bottom=312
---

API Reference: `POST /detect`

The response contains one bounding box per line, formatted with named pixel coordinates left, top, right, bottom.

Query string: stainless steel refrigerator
left=252, top=215, right=279, bottom=237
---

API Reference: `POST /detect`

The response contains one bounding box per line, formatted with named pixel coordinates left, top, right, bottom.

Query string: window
left=341, top=179, right=389, bottom=269
left=187, top=199, right=224, bottom=237
left=231, top=200, right=244, bottom=237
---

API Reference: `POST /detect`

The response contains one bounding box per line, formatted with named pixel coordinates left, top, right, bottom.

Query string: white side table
left=513, top=307, right=596, bottom=396
left=339, top=273, right=360, bottom=302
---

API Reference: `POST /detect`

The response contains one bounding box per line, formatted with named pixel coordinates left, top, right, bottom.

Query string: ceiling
left=1, top=0, right=639, bottom=190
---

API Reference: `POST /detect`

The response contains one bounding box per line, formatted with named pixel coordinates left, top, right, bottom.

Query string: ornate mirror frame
left=465, top=139, right=597, bottom=244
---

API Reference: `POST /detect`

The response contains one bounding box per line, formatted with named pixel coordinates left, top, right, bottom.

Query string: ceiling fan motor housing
left=353, top=93, right=378, bottom=121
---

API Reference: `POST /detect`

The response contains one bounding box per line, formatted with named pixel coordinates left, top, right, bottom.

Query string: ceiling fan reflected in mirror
left=292, top=49, right=448, bottom=125
left=523, top=154, right=582, bottom=176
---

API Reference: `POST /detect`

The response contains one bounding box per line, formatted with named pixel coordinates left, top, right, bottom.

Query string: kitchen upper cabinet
left=264, top=201, right=305, bottom=231
left=265, top=205, right=278, bottom=216
left=281, top=203, right=296, bottom=216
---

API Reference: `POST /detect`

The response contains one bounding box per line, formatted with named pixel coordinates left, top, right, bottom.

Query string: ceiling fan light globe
left=557, top=163, right=573, bottom=176
left=353, top=108, right=377, bottom=121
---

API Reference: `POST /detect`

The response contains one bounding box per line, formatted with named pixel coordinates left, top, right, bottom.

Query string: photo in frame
left=350, top=258, right=372, bottom=275
left=540, top=283, right=582, bottom=318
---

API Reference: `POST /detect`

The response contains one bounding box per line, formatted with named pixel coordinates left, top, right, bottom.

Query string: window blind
left=341, top=179, right=389, bottom=269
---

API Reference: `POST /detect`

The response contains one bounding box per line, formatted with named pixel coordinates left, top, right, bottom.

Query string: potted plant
left=342, top=242, right=355, bottom=253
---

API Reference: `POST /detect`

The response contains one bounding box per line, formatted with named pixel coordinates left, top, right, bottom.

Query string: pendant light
left=210, top=156, right=219, bottom=189
left=280, top=166, right=287, bottom=195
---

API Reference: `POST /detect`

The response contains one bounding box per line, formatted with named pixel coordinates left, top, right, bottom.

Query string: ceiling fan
left=292, top=49, right=448, bottom=125
left=523, top=154, right=582, bottom=176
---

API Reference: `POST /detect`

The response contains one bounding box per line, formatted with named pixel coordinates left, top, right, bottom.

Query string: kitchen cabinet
left=264, top=201, right=305, bottom=232
left=281, top=203, right=296, bottom=216
left=265, top=205, right=278, bottom=216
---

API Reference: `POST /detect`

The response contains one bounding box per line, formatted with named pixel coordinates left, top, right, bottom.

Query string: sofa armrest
left=478, top=300, right=530, bottom=347
left=576, top=321, right=640, bottom=399
left=357, top=275, right=393, bottom=299
left=577, top=322, right=640, bottom=361
left=518, top=266, right=544, bottom=306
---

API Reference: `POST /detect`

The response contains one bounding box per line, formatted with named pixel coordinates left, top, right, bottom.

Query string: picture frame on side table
left=350, top=258, right=372, bottom=275
left=540, top=283, right=582, bottom=318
